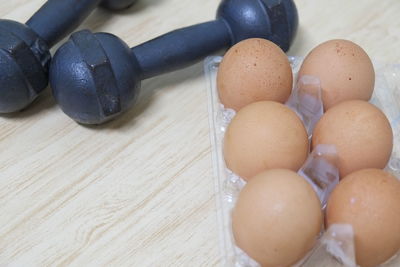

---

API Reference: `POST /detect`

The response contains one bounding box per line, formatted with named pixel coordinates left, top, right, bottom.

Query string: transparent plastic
left=299, top=144, right=339, bottom=208
left=205, top=56, right=400, bottom=267
left=286, top=75, right=323, bottom=137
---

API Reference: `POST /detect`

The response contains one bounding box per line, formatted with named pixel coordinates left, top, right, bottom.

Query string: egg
left=232, top=169, right=322, bottom=267
left=326, top=169, right=400, bottom=267
left=224, top=101, right=308, bottom=180
left=312, top=100, right=392, bottom=178
left=298, top=39, right=375, bottom=110
left=217, top=38, right=293, bottom=111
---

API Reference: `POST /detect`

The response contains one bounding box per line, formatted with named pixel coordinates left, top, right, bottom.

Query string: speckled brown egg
left=326, top=169, right=400, bottom=267
left=224, top=101, right=308, bottom=181
left=312, top=100, right=392, bottom=178
left=298, top=39, right=375, bottom=110
left=217, top=38, right=293, bottom=111
left=232, top=169, right=322, bottom=267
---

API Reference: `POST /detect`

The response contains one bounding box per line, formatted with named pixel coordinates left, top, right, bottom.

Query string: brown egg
left=326, top=169, right=400, bottom=267
left=224, top=101, right=308, bottom=180
left=312, top=100, right=392, bottom=178
left=232, top=169, right=322, bottom=267
left=217, top=38, right=293, bottom=111
left=298, top=39, right=375, bottom=110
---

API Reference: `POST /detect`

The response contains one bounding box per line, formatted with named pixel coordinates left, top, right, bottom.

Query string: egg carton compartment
left=204, top=55, right=400, bottom=267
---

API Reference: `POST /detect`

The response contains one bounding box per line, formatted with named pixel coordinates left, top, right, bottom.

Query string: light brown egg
left=326, top=169, right=400, bottom=267
left=232, top=169, right=322, bottom=267
left=312, top=100, right=392, bottom=178
left=217, top=38, right=293, bottom=111
left=224, top=101, right=308, bottom=181
left=298, top=39, right=375, bottom=110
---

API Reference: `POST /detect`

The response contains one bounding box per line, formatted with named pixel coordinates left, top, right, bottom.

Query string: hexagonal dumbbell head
left=50, top=30, right=140, bottom=124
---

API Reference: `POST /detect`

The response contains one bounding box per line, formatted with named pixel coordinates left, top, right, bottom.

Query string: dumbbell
left=0, top=0, right=137, bottom=113
left=50, top=0, right=299, bottom=124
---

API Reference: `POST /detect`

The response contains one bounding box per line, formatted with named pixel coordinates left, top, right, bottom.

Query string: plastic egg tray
left=204, top=56, right=400, bottom=267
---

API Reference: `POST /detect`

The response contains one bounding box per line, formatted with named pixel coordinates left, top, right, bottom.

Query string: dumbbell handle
left=132, top=19, right=231, bottom=80
left=131, top=1, right=291, bottom=81
left=26, top=0, right=100, bottom=47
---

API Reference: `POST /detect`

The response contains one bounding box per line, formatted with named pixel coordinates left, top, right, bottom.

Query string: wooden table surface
left=0, top=0, right=399, bottom=266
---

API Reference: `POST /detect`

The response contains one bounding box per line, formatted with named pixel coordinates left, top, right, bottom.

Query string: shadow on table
left=0, top=88, right=57, bottom=121
left=82, top=0, right=164, bottom=30
left=287, top=26, right=312, bottom=57
left=106, top=0, right=165, bottom=15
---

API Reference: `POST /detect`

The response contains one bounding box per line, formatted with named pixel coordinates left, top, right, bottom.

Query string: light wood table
left=0, top=0, right=399, bottom=266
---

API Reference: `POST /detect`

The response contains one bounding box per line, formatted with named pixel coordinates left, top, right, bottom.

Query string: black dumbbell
left=50, top=0, right=298, bottom=125
left=0, top=0, right=137, bottom=113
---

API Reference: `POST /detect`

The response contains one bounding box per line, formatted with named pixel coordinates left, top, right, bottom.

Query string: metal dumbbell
left=50, top=0, right=298, bottom=124
left=0, top=0, right=137, bottom=113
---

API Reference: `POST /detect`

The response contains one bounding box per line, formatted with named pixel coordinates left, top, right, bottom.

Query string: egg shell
left=224, top=101, right=309, bottom=181
left=326, top=169, right=400, bottom=267
left=232, top=169, right=323, bottom=267
left=217, top=38, right=293, bottom=111
left=298, top=39, right=375, bottom=110
left=312, top=100, right=393, bottom=178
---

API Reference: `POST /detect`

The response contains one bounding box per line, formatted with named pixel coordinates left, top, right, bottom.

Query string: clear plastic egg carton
left=204, top=55, right=400, bottom=267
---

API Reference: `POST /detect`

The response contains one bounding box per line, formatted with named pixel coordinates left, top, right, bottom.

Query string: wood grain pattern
left=0, top=0, right=399, bottom=266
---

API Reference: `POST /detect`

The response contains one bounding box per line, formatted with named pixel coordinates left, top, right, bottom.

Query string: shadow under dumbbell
left=78, top=8, right=113, bottom=32
left=107, top=0, right=165, bottom=15
left=80, top=0, right=164, bottom=31
left=287, top=26, right=311, bottom=57
left=0, top=88, right=57, bottom=120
